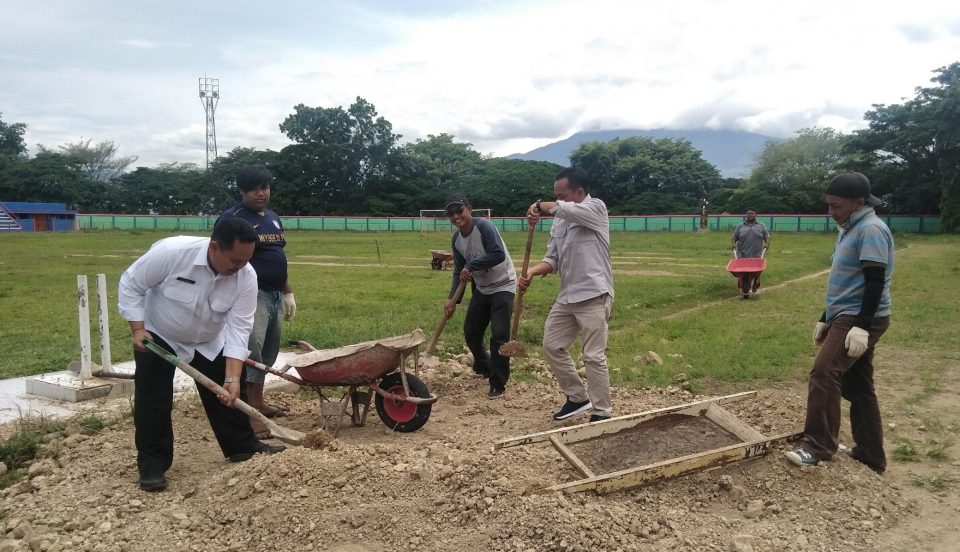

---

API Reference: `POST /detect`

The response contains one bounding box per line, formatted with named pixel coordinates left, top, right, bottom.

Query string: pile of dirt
left=0, top=358, right=912, bottom=552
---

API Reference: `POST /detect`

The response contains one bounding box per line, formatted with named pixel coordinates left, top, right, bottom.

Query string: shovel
left=141, top=339, right=305, bottom=446
left=425, top=279, right=467, bottom=356
left=499, top=221, right=536, bottom=357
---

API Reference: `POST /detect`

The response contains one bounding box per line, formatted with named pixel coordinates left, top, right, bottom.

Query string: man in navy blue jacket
left=216, top=166, right=296, bottom=437
left=442, top=193, right=517, bottom=399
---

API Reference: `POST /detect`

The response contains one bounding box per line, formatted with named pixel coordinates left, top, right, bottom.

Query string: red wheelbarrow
left=244, top=329, right=437, bottom=434
left=726, top=249, right=767, bottom=299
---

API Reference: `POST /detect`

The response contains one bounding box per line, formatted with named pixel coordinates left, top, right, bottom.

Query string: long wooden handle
left=509, top=222, right=537, bottom=340
left=243, top=357, right=305, bottom=386
left=426, top=279, right=467, bottom=355
left=141, top=340, right=304, bottom=445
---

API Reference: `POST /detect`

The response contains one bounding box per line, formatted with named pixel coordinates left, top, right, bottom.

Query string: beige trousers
left=542, top=294, right=613, bottom=416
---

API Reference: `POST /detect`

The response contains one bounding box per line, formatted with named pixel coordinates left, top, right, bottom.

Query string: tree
left=0, top=151, right=99, bottom=209
left=395, top=134, right=485, bottom=213
left=846, top=63, right=960, bottom=230
left=0, top=113, right=28, bottom=157
left=278, top=97, right=402, bottom=214
left=44, top=139, right=138, bottom=182
left=113, top=163, right=206, bottom=214
left=731, top=128, right=848, bottom=213
left=570, top=137, right=722, bottom=214
left=462, top=158, right=563, bottom=216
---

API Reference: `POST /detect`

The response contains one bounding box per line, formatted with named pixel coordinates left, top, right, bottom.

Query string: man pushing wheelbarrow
left=729, top=209, right=770, bottom=299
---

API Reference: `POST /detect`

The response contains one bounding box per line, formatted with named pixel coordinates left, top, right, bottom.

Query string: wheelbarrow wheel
left=375, top=373, right=432, bottom=433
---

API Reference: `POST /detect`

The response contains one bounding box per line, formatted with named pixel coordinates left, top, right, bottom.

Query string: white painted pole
left=96, top=274, right=112, bottom=371
left=77, top=275, right=93, bottom=380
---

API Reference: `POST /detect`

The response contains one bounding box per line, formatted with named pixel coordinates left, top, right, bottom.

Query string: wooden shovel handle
left=141, top=339, right=304, bottom=444
left=426, top=279, right=467, bottom=355
left=509, top=222, right=537, bottom=341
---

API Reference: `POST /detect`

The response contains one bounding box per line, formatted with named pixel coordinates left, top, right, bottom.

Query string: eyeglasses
left=446, top=205, right=465, bottom=216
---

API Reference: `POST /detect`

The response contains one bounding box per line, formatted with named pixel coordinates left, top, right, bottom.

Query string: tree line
left=1, top=63, right=957, bottom=230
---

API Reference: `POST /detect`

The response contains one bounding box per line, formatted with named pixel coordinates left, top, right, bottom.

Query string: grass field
left=1, top=229, right=957, bottom=392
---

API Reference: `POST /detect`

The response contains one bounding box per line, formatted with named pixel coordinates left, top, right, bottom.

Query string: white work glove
left=813, top=322, right=828, bottom=347
left=844, top=327, right=869, bottom=358
left=283, top=292, right=297, bottom=321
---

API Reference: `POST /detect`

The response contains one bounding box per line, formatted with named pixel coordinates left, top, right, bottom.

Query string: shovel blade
left=261, top=421, right=306, bottom=445
left=498, top=340, right=527, bottom=357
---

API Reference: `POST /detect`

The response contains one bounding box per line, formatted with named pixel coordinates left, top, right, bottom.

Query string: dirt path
left=872, top=346, right=960, bottom=551
left=661, top=268, right=830, bottom=321
left=2, top=349, right=955, bottom=551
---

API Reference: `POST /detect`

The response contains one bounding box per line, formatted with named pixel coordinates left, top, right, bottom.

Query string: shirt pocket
left=550, top=223, right=567, bottom=239
left=567, top=225, right=598, bottom=245
left=208, top=295, right=232, bottom=323
left=163, top=280, right=197, bottom=304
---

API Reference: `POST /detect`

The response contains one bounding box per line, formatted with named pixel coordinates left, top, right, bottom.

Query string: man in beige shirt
left=520, top=167, right=615, bottom=422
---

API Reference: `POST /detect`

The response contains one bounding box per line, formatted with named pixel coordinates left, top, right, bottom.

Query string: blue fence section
left=78, top=214, right=943, bottom=233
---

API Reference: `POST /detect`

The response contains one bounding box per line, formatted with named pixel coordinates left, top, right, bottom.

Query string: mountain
left=505, top=129, right=777, bottom=178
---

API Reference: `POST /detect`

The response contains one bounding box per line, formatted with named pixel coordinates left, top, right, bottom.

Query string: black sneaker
left=138, top=473, right=167, bottom=492
left=229, top=441, right=287, bottom=463
left=588, top=414, right=610, bottom=423
left=488, top=387, right=505, bottom=400
left=553, top=398, right=592, bottom=420
left=784, top=448, right=818, bottom=467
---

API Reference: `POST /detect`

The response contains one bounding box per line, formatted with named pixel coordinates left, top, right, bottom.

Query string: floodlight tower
left=198, top=77, right=219, bottom=170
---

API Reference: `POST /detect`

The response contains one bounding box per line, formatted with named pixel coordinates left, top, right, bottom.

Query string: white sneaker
left=837, top=444, right=854, bottom=458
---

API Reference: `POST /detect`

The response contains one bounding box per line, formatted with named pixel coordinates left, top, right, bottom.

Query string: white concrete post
left=77, top=275, right=93, bottom=380
left=96, top=274, right=112, bottom=371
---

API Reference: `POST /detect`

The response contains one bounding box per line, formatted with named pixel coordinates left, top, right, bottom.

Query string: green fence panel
left=78, top=214, right=942, bottom=233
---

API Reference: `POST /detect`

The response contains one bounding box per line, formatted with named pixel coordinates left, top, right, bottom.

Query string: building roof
left=1, top=201, right=77, bottom=215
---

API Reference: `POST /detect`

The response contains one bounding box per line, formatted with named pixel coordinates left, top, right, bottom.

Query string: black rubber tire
left=374, top=372, right=433, bottom=432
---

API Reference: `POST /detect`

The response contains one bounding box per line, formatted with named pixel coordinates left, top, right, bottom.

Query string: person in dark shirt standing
left=216, top=166, right=296, bottom=438
left=442, top=193, right=517, bottom=399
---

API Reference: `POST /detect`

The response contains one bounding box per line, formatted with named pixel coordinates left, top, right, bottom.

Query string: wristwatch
left=223, top=376, right=240, bottom=384
left=535, top=199, right=543, bottom=214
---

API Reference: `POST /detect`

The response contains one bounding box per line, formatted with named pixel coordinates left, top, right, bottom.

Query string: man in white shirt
left=520, top=167, right=615, bottom=423
left=118, top=218, right=284, bottom=492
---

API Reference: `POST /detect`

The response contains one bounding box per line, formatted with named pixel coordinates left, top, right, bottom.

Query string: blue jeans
left=244, top=290, right=283, bottom=384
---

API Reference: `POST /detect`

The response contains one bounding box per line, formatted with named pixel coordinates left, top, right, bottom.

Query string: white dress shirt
left=118, top=236, right=258, bottom=362
left=543, top=194, right=615, bottom=304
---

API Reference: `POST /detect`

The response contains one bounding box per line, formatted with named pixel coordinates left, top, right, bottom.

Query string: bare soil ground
left=1, top=348, right=957, bottom=552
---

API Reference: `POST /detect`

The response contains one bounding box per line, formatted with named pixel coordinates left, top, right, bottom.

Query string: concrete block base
left=25, top=373, right=134, bottom=403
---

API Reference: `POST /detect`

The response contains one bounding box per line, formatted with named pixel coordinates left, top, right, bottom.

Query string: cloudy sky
left=2, top=0, right=959, bottom=168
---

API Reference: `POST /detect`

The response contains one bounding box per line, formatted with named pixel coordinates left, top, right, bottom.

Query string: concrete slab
left=25, top=373, right=135, bottom=402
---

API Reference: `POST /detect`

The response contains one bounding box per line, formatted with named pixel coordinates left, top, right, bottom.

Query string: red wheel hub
left=382, top=385, right=417, bottom=423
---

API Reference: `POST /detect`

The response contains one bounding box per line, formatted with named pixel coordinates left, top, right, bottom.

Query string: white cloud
left=2, top=0, right=959, bottom=166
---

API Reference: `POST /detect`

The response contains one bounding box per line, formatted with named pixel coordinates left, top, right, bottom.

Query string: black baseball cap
left=443, top=192, right=470, bottom=213
left=826, top=172, right=881, bottom=206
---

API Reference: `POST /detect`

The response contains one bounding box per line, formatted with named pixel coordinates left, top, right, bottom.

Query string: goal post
left=419, top=208, right=491, bottom=234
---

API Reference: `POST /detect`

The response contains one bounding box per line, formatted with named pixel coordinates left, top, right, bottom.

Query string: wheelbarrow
left=726, top=248, right=767, bottom=299
left=430, top=249, right=454, bottom=270
left=244, top=329, right=437, bottom=434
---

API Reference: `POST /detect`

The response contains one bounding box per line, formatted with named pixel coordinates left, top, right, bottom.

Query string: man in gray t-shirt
left=731, top=209, right=770, bottom=259
left=442, top=193, right=517, bottom=399
left=731, top=209, right=770, bottom=296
